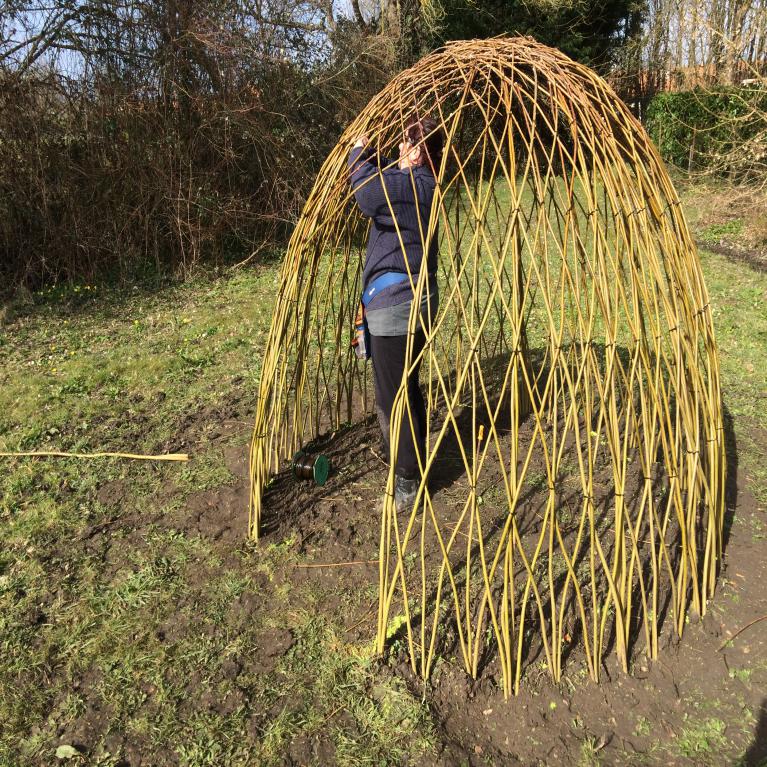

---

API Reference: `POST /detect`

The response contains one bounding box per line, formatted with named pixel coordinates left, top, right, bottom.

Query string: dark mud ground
left=262, top=422, right=767, bottom=766
left=695, top=240, right=767, bottom=274
left=72, top=388, right=767, bottom=767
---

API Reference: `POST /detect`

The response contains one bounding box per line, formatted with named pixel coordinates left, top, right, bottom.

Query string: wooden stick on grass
left=0, top=451, right=189, bottom=461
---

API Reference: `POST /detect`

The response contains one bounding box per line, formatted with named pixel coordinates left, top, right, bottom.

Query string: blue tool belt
left=361, top=271, right=410, bottom=307
left=359, top=272, right=410, bottom=360
left=359, top=272, right=437, bottom=359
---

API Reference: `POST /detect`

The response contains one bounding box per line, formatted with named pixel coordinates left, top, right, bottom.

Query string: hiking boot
left=394, top=475, right=419, bottom=515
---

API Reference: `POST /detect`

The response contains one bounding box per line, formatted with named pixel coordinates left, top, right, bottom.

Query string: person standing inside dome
left=348, top=115, right=444, bottom=513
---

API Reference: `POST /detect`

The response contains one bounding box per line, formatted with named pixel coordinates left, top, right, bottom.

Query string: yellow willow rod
left=1, top=450, right=188, bottom=461
left=380, top=248, right=537, bottom=679
left=249, top=35, right=725, bottom=697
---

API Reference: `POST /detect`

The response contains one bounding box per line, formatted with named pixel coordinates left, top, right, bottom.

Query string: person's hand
left=352, top=135, right=369, bottom=149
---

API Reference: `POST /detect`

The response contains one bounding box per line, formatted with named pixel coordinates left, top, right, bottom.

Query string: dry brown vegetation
left=0, top=1, right=400, bottom=292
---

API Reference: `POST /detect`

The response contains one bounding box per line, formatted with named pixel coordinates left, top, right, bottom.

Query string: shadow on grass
left=744, top=698, right=767, bottom=767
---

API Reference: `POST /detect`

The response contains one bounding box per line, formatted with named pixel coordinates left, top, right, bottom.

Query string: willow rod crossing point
left=249, top=37, right=726, bottom=697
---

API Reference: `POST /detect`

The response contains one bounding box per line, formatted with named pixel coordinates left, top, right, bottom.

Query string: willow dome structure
left=249, top=37, right=725, bottom=696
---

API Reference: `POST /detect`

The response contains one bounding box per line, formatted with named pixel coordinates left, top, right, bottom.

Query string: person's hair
left=404, top=115, right=444, bottom=172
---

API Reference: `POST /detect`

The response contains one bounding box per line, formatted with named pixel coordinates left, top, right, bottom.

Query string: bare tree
left=0, top=0, right=396, bottom=290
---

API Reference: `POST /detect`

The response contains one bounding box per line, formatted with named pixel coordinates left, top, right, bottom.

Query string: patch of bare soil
left=157, top=385, right=252, bottom=454
left=697, top=239, right=767, bottom=273
left=154, top=392, right=256, bottom=551
left=40, top=396, right=766, bottom=766
left=409, top=465, right=767, bottom=766
left=683, top=181, right=767, bottom=272
left=254, top=413, right=767, bottom=766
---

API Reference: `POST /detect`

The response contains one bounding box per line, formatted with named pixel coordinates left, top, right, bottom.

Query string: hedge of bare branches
left=0, top=2, right=395, bottom=293
left=3, top=0, right=762, bottom=293
left=0, top=0, right=666, bottom=294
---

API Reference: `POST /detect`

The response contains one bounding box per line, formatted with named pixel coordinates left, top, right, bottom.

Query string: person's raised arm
left=348, top=138, right=399, bottom=221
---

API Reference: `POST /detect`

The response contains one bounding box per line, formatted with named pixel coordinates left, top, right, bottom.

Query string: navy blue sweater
left=348, top=146, right=438, bottom=310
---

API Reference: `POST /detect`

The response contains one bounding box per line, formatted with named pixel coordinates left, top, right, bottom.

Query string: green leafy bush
left=646, top=85, right=767, bottom=178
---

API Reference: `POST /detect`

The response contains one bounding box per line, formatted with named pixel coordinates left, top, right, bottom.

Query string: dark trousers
left=370, top=332, right=427, bottom=480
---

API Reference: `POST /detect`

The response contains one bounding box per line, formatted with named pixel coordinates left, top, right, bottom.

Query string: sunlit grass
left=0, top=184, right=765, bottom=763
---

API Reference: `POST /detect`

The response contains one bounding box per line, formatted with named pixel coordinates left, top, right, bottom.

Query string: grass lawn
left=1, top=182, right=766, bottom=766
left=0, top=271, right=437, bottom=766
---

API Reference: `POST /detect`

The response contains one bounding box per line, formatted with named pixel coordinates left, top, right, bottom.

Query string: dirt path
left=696, top=239, right=767, bottom=273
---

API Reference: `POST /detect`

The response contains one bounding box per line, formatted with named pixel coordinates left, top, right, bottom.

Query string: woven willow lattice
left=249, top=37, right=725, bottom=696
